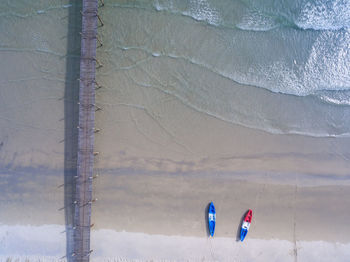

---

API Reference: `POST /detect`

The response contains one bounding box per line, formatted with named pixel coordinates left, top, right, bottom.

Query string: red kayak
left=240, top=209, right=253, bottom=241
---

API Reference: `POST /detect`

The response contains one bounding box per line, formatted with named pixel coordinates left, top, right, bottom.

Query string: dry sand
left=2, top=225, right=350, bottom=262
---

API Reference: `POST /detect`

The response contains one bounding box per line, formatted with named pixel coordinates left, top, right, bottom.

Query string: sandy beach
left=2, top=224, right=350, bottom=262
left=1, top=0, right=350, bottom=261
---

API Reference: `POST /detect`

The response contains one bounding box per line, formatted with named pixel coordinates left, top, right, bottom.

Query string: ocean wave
left=123, top=52, right=350, bottom=137
left=112, top=26, right=350, bottom=104
left=108, top=1, right=350, bottom=32
left=153, top=0, right=350, bottom=31
left=235, top=10, right=281, bottom=32
left=315, top=90, right=350, bottom=106
left=150, top=0, right=350, bottom=98
left=237, top=0, right=350, bottom=31
left=154, top=0, right=222, bottom=26
left=293, top=0, right=350, bottom=30
left=249, top=29, right=350, bottom=97
left=107, top=2, right=350, bottom=137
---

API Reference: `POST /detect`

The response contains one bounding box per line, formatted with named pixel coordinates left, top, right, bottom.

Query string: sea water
left=1, top=0, right=349, bottom=163
left=97, top=0, right=350, bottom=137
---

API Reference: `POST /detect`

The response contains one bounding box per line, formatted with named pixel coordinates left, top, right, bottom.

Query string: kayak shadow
left=236, top=209, right=249, bottom=242
left=204, top=202, right=211, bottom=237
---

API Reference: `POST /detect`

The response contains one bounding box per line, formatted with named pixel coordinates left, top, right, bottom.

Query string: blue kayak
left=208, top=202, right=216, bottom=237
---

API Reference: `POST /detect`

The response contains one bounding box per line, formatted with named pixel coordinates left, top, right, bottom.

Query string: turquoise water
left=96, top=0, right=350, bottom=137
left=1, top=0, right=349, bottom=139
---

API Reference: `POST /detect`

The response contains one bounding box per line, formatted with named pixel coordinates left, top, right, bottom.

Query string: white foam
left=136, top=1, right=350, bottom=99
left=294, top=0, right=350, bottom=30
left=151, top=52, right=161, bottom=57
left=154, top=0, right=221, bottom=26
left=236, top=10, right=280, bottom=31
left=303, top=30, right=350, bottom=93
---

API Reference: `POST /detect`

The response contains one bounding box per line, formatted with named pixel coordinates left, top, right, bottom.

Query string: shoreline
left=2, top=167, right=350, bottom=239
left=1, top=225, right=350, bottom=262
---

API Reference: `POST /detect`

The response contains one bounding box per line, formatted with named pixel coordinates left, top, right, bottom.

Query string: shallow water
left=94, top=0, right=350, bottom=137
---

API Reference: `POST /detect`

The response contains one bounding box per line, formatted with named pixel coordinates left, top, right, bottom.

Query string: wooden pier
left=73, top=0, right=98, bottom=261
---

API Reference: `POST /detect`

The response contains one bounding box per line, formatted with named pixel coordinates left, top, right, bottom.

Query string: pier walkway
left=73, top=0, right=98, bottom=261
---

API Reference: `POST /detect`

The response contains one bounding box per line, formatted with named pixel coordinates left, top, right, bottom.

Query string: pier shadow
left=63, top=0, right=82, bottom=260
left=236, top=209, right=250, bottom=242
left=204, top=202, right=210, bottom=237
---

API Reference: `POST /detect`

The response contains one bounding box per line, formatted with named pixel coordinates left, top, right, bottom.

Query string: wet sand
left=93, top=95, right=350, bottom=181
left=92, top=170, right=350, bottom=243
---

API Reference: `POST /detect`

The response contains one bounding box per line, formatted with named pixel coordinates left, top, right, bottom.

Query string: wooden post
left=97, top=14, right=104, bottom=27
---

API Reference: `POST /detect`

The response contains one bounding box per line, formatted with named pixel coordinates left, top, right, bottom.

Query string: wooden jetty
left=73, top=0, right=98, bottom=261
